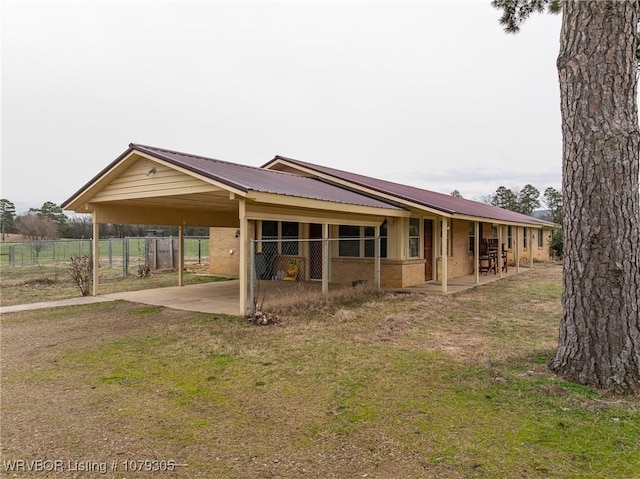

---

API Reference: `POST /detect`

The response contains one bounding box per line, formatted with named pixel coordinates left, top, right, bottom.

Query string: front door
left=309, top=224, right=323, bottom=280
left=424, top=219, right=433, bottom=281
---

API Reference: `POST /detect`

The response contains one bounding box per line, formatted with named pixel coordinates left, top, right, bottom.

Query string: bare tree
left=15, top=213, right=59, bottom=263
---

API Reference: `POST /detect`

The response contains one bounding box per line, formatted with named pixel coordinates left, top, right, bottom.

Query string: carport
left=62, top=144, right=406, bottom=316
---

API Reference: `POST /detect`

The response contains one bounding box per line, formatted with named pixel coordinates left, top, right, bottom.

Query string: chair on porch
left=479, top=241, right=492, bottom=274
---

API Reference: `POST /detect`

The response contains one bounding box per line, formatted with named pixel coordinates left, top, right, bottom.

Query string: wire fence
left=0, top=237, right=210, bottom=278
left=249, top=237, right=381, bottom=314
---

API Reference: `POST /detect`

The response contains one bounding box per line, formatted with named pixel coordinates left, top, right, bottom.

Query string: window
left=339, top=225, right=360, bottom=257
left=281, top=221, right=299, bottom=255
left=409, top=218, right=420, bottom=258
left=364, top=226, right=375, bottom=258
left=261, top=221, right=278, bottom=257
left=379, top=220, right=388, bottom=259
left=523, top=227, right=528, bottom=250
left=507, top=225, right=513, bottom=250
left=538, top=228, right=544, bottom=248
left=338, top=224, right=386, bottom=258
left=261, top=221, right=299, bottom=256
left=440, top=220, right=453, bottom=257
left=469, top=222, right=475, bottom=253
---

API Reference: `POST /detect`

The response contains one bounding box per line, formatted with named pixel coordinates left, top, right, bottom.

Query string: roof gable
left=63, top=144, right=403, bottom=212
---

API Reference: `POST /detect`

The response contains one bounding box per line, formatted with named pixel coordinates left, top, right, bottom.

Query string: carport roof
left=62, top=143, right=403, bottom=211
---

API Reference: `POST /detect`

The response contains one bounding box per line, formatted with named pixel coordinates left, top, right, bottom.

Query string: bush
left=69, top=254, right=92, bottom=296
left=549, top=228, right=563, bottom=259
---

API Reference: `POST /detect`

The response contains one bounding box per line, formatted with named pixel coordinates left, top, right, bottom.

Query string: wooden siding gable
left=90, top=157, right=224, bottom=203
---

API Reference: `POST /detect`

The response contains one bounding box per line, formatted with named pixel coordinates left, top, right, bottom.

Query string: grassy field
left=0, top=237, right=210, bottom=267
left=2, top=264, right=639, bottom=478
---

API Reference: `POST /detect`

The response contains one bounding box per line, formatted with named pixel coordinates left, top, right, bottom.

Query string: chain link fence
left=249, top=237, right=381, bottom=313
left=1, top=237, right=209, bottom=278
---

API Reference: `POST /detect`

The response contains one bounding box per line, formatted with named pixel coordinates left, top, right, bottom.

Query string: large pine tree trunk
left=549, top=0, right=640, bottom=392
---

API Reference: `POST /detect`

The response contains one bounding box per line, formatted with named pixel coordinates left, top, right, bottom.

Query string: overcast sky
left=1, top=0, right=563, bottom=214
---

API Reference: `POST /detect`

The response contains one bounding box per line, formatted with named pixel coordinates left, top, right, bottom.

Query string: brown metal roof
left=63, top=144, right=402, bottom=211
left=267, top=155, right=555, bottom=226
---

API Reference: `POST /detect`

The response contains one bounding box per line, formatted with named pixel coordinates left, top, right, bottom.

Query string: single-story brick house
left=63, top=143, right=555, bottom=315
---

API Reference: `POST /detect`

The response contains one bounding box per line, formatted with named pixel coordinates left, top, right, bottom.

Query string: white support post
left=178, top=225, right=184, bottom=286
left=322, top=223, right=329, bottom=299
left=530, top=228, right=534, bottom=269
left=516, top=227, right=521, bottom=273
left=441, top=217, right=448, bottom=293
left=374, top=224, right=381, bottom=290
left=239, top=200, right=248, bottom=316
left=92, top=212, right=99, bottom=296
left=474, top=221, right=480, bottom=284
left=498, top=224, right=504, bottom=278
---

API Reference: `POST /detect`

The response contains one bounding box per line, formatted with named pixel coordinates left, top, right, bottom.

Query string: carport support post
left=474, top=221, right=480, bottom=284
left=92, top=212, right=99, bottom=296
left=178, top=225, right=184, bottom=287
left=441, top=217, right=448, bottom=293
left=239, top=200, right=249, bottom=316
left=322, top=223, right=329, bottom=299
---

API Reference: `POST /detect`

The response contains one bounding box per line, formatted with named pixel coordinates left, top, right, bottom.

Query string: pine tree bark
left=549, top=0, right=640, bottom=392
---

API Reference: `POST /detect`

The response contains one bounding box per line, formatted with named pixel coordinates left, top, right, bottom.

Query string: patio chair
left=479, top=241, right=492, bottom=274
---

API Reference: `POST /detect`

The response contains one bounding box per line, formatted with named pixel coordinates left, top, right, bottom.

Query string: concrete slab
left=103, top=280, right=241, bottom=315
left=1, top=281, right=242, bottom=316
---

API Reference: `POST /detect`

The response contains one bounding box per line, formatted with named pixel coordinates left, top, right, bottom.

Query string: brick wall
left=209, top=227, right=241, bottom=276
left=331, top=258, right=375, bottom=286
left=330, top=258, right=426, bottom=288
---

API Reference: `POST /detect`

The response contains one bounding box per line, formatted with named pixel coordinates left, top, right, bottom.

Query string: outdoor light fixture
left=146, top=167, right=157, bottom=176
left=235, top=230, right=240, bottom=238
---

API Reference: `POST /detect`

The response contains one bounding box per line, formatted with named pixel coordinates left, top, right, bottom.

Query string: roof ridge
left=132, top=143, right=311, bottom=180
left=269, top=155, right=554, bottom=226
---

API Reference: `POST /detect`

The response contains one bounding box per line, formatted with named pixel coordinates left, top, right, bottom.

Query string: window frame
left=260, top=220, right=300, bottom=256
left=409, top=217, right=421, bottom=259
left=338, top=224, right=386, bottom=259
left=537, top=228, right=544, bottom=249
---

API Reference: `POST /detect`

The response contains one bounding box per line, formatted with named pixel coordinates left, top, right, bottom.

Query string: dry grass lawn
left=2, top=264, right=639, bottom=478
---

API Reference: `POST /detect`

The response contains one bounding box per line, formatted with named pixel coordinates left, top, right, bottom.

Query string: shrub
left=549, top=228, right=563, bottom=259
left=69, top=254, right=92, bottom=296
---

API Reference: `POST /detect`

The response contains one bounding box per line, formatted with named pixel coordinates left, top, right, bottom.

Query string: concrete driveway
left=1, top=280, right=242, bottom=316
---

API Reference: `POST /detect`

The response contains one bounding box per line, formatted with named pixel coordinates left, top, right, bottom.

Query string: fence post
left=249, top=239, right=256, bottom=315
left=108, top=238, right=113, bottom=268
left=9, top=244, right=14, bottom=266
left=122, top=237, right=128, bottom=277
left=198, top=238, right=202, bottom=264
